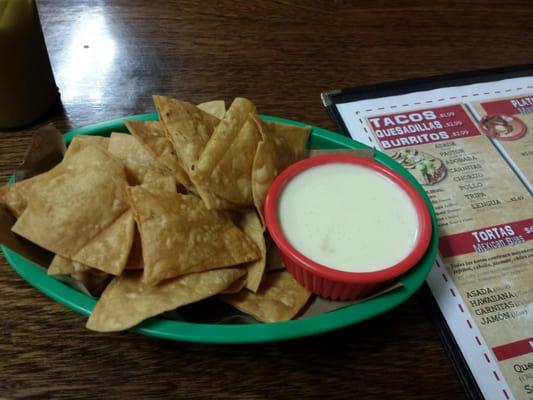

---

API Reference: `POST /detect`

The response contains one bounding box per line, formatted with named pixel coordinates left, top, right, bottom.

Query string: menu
left=323, top=69, right=533, bottom=400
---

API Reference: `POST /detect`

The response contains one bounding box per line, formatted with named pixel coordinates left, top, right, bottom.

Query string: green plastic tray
left=1, top=114, right=439, bottom=344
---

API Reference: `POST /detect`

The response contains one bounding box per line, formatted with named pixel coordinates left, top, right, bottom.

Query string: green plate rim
left=1, top=113, right=439, bottom=344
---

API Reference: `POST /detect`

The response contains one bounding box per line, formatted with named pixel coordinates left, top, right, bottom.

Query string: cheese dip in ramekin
left=264, top=154, right=432, bottom=300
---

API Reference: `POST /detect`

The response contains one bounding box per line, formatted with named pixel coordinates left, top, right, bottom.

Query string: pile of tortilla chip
left=0, top=96, right=313, bottom=332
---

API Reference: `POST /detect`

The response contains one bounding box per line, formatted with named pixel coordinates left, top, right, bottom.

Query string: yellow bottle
left=0, top=0, right=59, bottom=129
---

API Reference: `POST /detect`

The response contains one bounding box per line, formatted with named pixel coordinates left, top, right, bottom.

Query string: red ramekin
left=264, top=154, right=432, bottom=301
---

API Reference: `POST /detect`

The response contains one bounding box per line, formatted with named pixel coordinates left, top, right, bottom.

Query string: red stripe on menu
left=439, top=218, right=533, bottom=257
left=481, top=96, right=533, bottom=115
left=492, top=337, right=533, bottom=361
left=366, top=104, right=481, bottom=150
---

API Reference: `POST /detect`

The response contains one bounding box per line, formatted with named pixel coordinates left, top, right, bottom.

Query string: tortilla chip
left=124, top=120, right=193, bottom=190
left=251, top=116, right=311, bottom=225
left=197, top=100, right=226, bottom=119
left=128, top=186, right=260, bottom=285
left=48, top=255, right=109, bottom=296
left=196, top=98, right=256, bottom=177
left=71, top=135, right=109, bottom=150
left=194, top=107, right=261, bottom=205
left=11, top=137, right=107, bottom=218
left=74, top=135, right=109, bottom=148
left=0, top=174, right=41, bottom=218
left=222, top=270, right=311, bottom=322
left=63, top=135, right=109, bottom=162
left=195, top=187, right=238, bottom=210
left=141, top=175, right=176, bottom=193
left=265, top=120, right=311, bottom=169
left=0, top=129, right=85, bottom=218
left=234, top=210, right=266, bottom=292
left=153, top=96, right=246, bottom=209
left=71, top=210, right=135, bottom=275
left=127, top=177, right=180, bottom=272
left=71, top=268, right=111, bottom=297
left=220, top=276, right=247, bottom=294
left=265, top=238, right=286, bottom=271
left=125, top=226, right=144, bottom=270
left=153, top=95, right=219, bottom=174
left=107, top=132, right=174, bottom=186
left=12, top=145, right=129, bottom=258
left=0, top=134, right=113, bottom=220
left=123, top=178, right=176, bottom=271
left=251, top=135, right=277, bottom=226
left=48, top=254, right=91, bottom=275
left=86, top=267, right=246, bottom=332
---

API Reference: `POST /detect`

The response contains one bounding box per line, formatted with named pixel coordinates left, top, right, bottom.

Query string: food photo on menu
left=0, top=1, right=532, bottom=399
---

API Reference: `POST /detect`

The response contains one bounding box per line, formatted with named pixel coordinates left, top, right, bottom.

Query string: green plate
left=1, top=114, right=439, bottom=344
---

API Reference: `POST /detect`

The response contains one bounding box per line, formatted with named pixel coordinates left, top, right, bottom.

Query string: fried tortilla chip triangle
left=71, top=209, right=135, bottom=276
left=264, top=119, right=310, bottom=169
left=234, top=210, right=266, bottom=292
left=1, top=135, right=115, bottom=219
left=48, top=254, right=91, bottom=275
left=108, top=132, right=175, bottom=187
left=197, top=100, right=226, bottom=119
left=194, top=98, right=260, bottom=206
left=124, top=120, right=193, bottom=190
left=251, top=116, right=311, bottom=225
left=265, top=237, right=286, bottom=272
left=221, top=270, right=311, bottom=322
left=140, top=175, right=176, bottom=192
left=153, top=96, right=237, bottom=208
left=124, top=225, right=144, bottom=270
left=63, top=135, right=109, bottom=162
left=86, top=267, right=246, bottom=332
left=12, top=145, right=129, bottom=258
left=128, top=186, right=260, bottom=285
left=194, top=186, right=241, bottom=210
left=152, top=95, right=219, bottom=173
left=71, top=268, right=110, bottom=297
left=251, top=132, right=277, bottom=226
left=1, top=174, right=41, bottom=218
left=49, top=255, right=110, bottom=297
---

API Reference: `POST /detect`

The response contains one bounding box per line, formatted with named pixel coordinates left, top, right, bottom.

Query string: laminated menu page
left=322, top=66, right=533, bottom=400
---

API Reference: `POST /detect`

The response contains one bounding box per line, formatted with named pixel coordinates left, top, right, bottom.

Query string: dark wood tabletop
left=1, top=0, right=532, bottom=398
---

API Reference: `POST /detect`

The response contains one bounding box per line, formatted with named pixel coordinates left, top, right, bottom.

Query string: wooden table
left=1, top=1, right=531, bottom=398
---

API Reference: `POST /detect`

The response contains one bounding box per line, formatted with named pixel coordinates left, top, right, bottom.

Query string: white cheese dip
left=278, top=163, right=419, bottom=273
